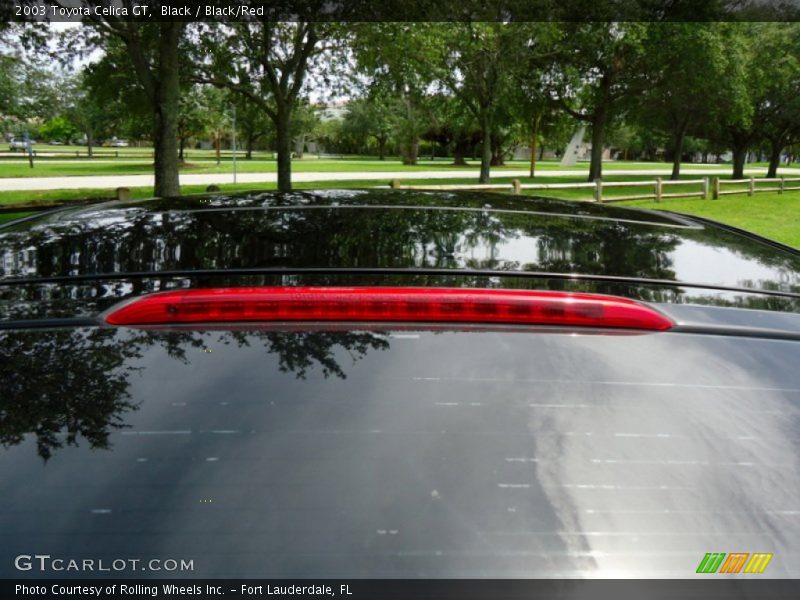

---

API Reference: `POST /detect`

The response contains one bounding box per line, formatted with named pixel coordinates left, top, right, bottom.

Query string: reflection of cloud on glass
left=0, top=328, right=390, bottom=461
left=527, top=336, right=800, bottom=577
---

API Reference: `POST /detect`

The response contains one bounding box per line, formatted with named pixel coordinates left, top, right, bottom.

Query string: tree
left=0, top=47, right=65, bottom=123
left=756, top=24, right=800, bottom=178
left=176, top=85, right=210, bottom=161
left=352, top=23, right=444, bottom=166
left=314, top=117, right=345, bottom=155
left=699, top=23, right=776, bottom=179
left=80, top=38, right=152, bottom=152
left=232, top=94, right=273, bottom=160
left=633, top=23, right=734, bottom=179
left=436, top=22, right=556, bottom=182
left=423, top=93, right=480, bottom=166
left=63, top=72, right=110, bottom=157
left=290, top=99, right=318, bottom=158
left=547, top=22, right=649, bottom=181
left=0, top=46, right=23, bottom=119
left=341, top=94, right=397, bottom=160
left=38, top=116, right=78, bottom=143
left=197, top=86, right=230, bottom=165
left=195, top=19, right=341, bottom=191
left=68, top=14, right=186, bottom=196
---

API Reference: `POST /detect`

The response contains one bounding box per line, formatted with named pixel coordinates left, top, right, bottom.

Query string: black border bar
left=4, top=579, right=800, bottom=600
left=5, top=0, right=800, bottom=22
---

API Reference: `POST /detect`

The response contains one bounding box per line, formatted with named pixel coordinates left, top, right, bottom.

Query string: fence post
left=712, top=177, right=720, bottom=200
left=116, top=187, right=130, bottom=202
left=655, top=177, right=663, bottom=202
left=391, top=179, right=401, bottom=190
left=594, top=178, right=603, bottom=203
left=780, top=177, right=785, bottom=194
left=511, top=179, right=521, bottom=195
left=702, top=177, right=709, bottom=200
left=748, top=176, right=755, bottom=196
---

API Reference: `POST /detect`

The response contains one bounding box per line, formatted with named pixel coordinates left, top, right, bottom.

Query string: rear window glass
left=2, top=327, right=799, bottom=578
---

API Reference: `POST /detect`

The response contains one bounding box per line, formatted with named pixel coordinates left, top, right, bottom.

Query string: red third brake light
left=104, top=287, right=674, bottom=331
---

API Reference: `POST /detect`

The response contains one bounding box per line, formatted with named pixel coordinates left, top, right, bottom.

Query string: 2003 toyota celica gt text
left=1, top=189, right=799, bottom=578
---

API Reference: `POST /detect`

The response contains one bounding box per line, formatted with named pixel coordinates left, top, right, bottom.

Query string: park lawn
left=0, top=158, right=491, bottom=178
left=4, top=156, right=792, bottom=179
left=0, top=161, right=162, bottom=178
left=620, top=191, right=800, bottom=249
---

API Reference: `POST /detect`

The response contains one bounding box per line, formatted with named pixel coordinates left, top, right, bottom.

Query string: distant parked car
left=8, top=139, right=28, bottom=151
left=48, top=140, right=64, bottom=145
left=110, top=139, right=129, bottom=147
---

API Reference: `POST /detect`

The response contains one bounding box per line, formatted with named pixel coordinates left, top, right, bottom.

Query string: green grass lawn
left=620, top=192, right=800, bottom=249
left=0, top=157, right=500, bottom=178
left=4, top=155, right=798, bottom=179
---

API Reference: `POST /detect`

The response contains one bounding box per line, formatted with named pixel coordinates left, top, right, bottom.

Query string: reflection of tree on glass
left=3, top=191, right=798, bottom=298
left=228, top=331, right=389, bottom=380
left=0, top=328, right=141, bottom=461
left=0, top=328, right=389, bottom=461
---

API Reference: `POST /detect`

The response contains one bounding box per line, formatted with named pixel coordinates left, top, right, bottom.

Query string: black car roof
left=2, top=189, right=799, bottom=296
left=0, top=187, right=798, bottom=331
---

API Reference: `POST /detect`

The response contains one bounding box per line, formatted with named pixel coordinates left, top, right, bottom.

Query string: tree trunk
left=214, top=133, right=221, bottom=165
left=479, top=116, right=492, bottom=184
left=152, top=22, right=181, bottom=197
left=732, top=145, right=747, bottom=180
left=400, top=96, right=418, bottom=165
left=490, top=137, right=505, bottom=167
left=179, top=136, right=185, bottom=161
left=529, top=115, right=540, bottom=178
left=401, top=136, right=418, bottom=165
left=275, top=106, right=293, bottom=192
left=246, top=134, right=254, bottom=160
left=453, top=139, right=468, bottom=165
left=670, top=126, right=687, bottom=181
left=86, top=131, right=94, bottom=158
left=588, top=110, right=606, bottom=182
left=377, top=136, right=386, bottom=161
left=767, top=138, right=783, bottom=178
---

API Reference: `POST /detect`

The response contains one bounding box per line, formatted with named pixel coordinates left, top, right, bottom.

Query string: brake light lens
left=104, top=287, right=673, bottom=331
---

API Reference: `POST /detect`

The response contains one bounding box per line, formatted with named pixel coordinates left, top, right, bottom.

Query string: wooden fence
left=391, top=176, right=800, bottom=203
left=713, top=176, right=800, bottom=198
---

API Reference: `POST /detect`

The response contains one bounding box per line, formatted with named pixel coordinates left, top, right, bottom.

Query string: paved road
left=1, top=167, right=799, bottom=192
